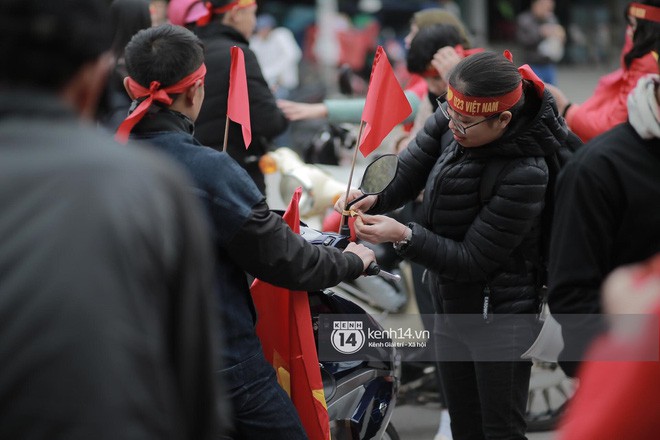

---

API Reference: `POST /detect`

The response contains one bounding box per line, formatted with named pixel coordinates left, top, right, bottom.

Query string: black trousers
left=433, top=313, right=537, bottom=440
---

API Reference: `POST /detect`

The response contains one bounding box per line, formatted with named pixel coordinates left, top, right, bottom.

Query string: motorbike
left=265, top=147, right=411, bottom=313
left=299, top=154, right=402, bottom=439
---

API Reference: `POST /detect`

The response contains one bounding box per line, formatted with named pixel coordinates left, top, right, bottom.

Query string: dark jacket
left=193, top=22, right=288, bottom=194
left=548, top=122, right=660, bottom=373
left=371, top=87, right=574, bottom=315
left=130, top=109, right=364, bottom=383
left=0, top=90, right=223, bottom=440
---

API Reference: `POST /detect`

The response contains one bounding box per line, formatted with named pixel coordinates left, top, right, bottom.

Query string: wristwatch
left=393, top=227, right=412, bottom=252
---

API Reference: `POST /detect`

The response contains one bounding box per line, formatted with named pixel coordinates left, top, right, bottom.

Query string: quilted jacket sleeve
left=401, top=159, right=549, bottom=282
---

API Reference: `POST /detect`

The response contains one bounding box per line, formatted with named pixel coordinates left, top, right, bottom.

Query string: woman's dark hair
left=124, top=24, right=205, bottom=89
left=624, top=0, right=660, bottom=68
left=0, top=0, right=112, bottom=89
left=448, top=51, right=537, bottom=119
left=110, top=0, right=152, bottom=59
left=407, top=23, right=464, bottom=74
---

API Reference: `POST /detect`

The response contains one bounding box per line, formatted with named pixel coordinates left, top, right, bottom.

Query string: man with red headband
left=168, top=0, right=288, bottom=195
left=0, top=1, right=224, bottom=439
left=119, top=24, right=376, bottom=440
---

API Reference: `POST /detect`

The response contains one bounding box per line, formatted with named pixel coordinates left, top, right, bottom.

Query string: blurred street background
left=246, top=0, right=622, bottom=159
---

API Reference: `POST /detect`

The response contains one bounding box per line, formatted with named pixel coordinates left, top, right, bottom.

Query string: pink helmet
left=167, top=0, right=208, bottom=26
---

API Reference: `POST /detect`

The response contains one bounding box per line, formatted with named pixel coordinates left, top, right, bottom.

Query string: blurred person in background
left=277, top=8, right=471, bottom=130
left=516, top=0, right=566, bottom=85
left=150, top=0, right=169, bottom=26
left=250, top=13, right=302, bottom=100
left=168, top=0, right=288, bottom=195
left=547, top=31, right=660, bottom=377
left=97, top=0, right=152, bottom=131
left=557, top=254, right=660, bottom=440
left=0, top=0, right=225, bottom=438
left=545, top=0, right=660, bottom=142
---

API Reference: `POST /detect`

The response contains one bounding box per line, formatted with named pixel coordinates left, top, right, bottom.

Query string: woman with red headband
left=546, top=0, right=660, bottom=143
left=336, top=51, right=581, bottom=439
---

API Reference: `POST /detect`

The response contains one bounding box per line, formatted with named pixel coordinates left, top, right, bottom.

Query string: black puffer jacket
left=372, top=87, right=577, bottom=314
left=193, top=23, right=288, bottom=194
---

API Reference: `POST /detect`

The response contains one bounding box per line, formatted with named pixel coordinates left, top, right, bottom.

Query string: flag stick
left=222, top=114, right=230, bottom=152
left=338, top=120, right=366, bottom=234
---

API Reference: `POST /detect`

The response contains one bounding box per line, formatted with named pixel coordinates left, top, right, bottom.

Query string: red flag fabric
left=250, top=188, right=330, bottom=440
left=228, top=46, right=252, bottom=148
left=359, top=45, right=413, bottom=157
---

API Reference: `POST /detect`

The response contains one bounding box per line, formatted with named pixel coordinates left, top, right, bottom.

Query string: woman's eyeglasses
left=436, top=94, right=500, bottom=135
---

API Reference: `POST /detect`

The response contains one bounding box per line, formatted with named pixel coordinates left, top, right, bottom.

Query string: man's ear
left=185, top=79, right=204, bottom=105
left=123, top=77, right=136, bottom=100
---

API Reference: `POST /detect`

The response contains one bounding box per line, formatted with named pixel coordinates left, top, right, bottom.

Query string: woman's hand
left=334, top=190, right=377, bottom=215
left=353, top=213, right=409, bottom=245
left=432, top=46, right=462, bottom=83
left=277, top=99, right=328, bottom=121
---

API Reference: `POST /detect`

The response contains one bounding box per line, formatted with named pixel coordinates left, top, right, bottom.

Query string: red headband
left=115, top=63, right=207, bottom=143
left=629, top=3, right=660, bottom=23
left=446, top=50, right=545, bottom=117
left=196, top=0, right=256, bottom=26
left=421, top=45, right=485, bottom=78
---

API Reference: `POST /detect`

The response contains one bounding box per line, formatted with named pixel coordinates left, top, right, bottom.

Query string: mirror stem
left=340, top=193, right=368, bottom=238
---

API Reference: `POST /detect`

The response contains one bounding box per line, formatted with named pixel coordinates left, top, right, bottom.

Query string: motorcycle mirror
left=358, top=154, right=398, bottom=195
left=345, top=154, right=398, bottom=211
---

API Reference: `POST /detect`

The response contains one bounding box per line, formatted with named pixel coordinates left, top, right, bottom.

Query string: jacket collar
left=131, top=105, right=195, bottom=136
left=194, top=22, right=249, bottom=45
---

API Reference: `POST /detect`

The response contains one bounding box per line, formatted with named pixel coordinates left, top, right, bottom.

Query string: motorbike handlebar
left=365, top=262, right=401, bottom=282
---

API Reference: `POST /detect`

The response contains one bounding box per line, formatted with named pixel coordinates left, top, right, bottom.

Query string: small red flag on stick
left=250, top=188, right=331, bottom=440
left=358, top=45, right=412, bottom=157
left=224, top=46, right=252, bottom=151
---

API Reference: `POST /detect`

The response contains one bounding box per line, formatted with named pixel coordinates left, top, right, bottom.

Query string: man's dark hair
left=0, top=0, right=112, bottom=89
left=124, top=24, right=205, bottom=89
left=407, top=23, right=464, bottom=74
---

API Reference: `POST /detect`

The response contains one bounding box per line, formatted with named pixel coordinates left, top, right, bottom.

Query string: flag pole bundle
left=338, top=45, right=412, bottom=232
left=224, top=46, right=252, bottom=151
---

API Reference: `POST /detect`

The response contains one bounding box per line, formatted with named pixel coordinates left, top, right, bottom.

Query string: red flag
left=250, top=188, right=330, bottom=440
left=228, top=46, right=252, bottom=148
left=359, top=45, right=412, bottom=157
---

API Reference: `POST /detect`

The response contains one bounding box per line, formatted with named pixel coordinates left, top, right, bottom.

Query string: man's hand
left=344, top=242, right=376, bottom=272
